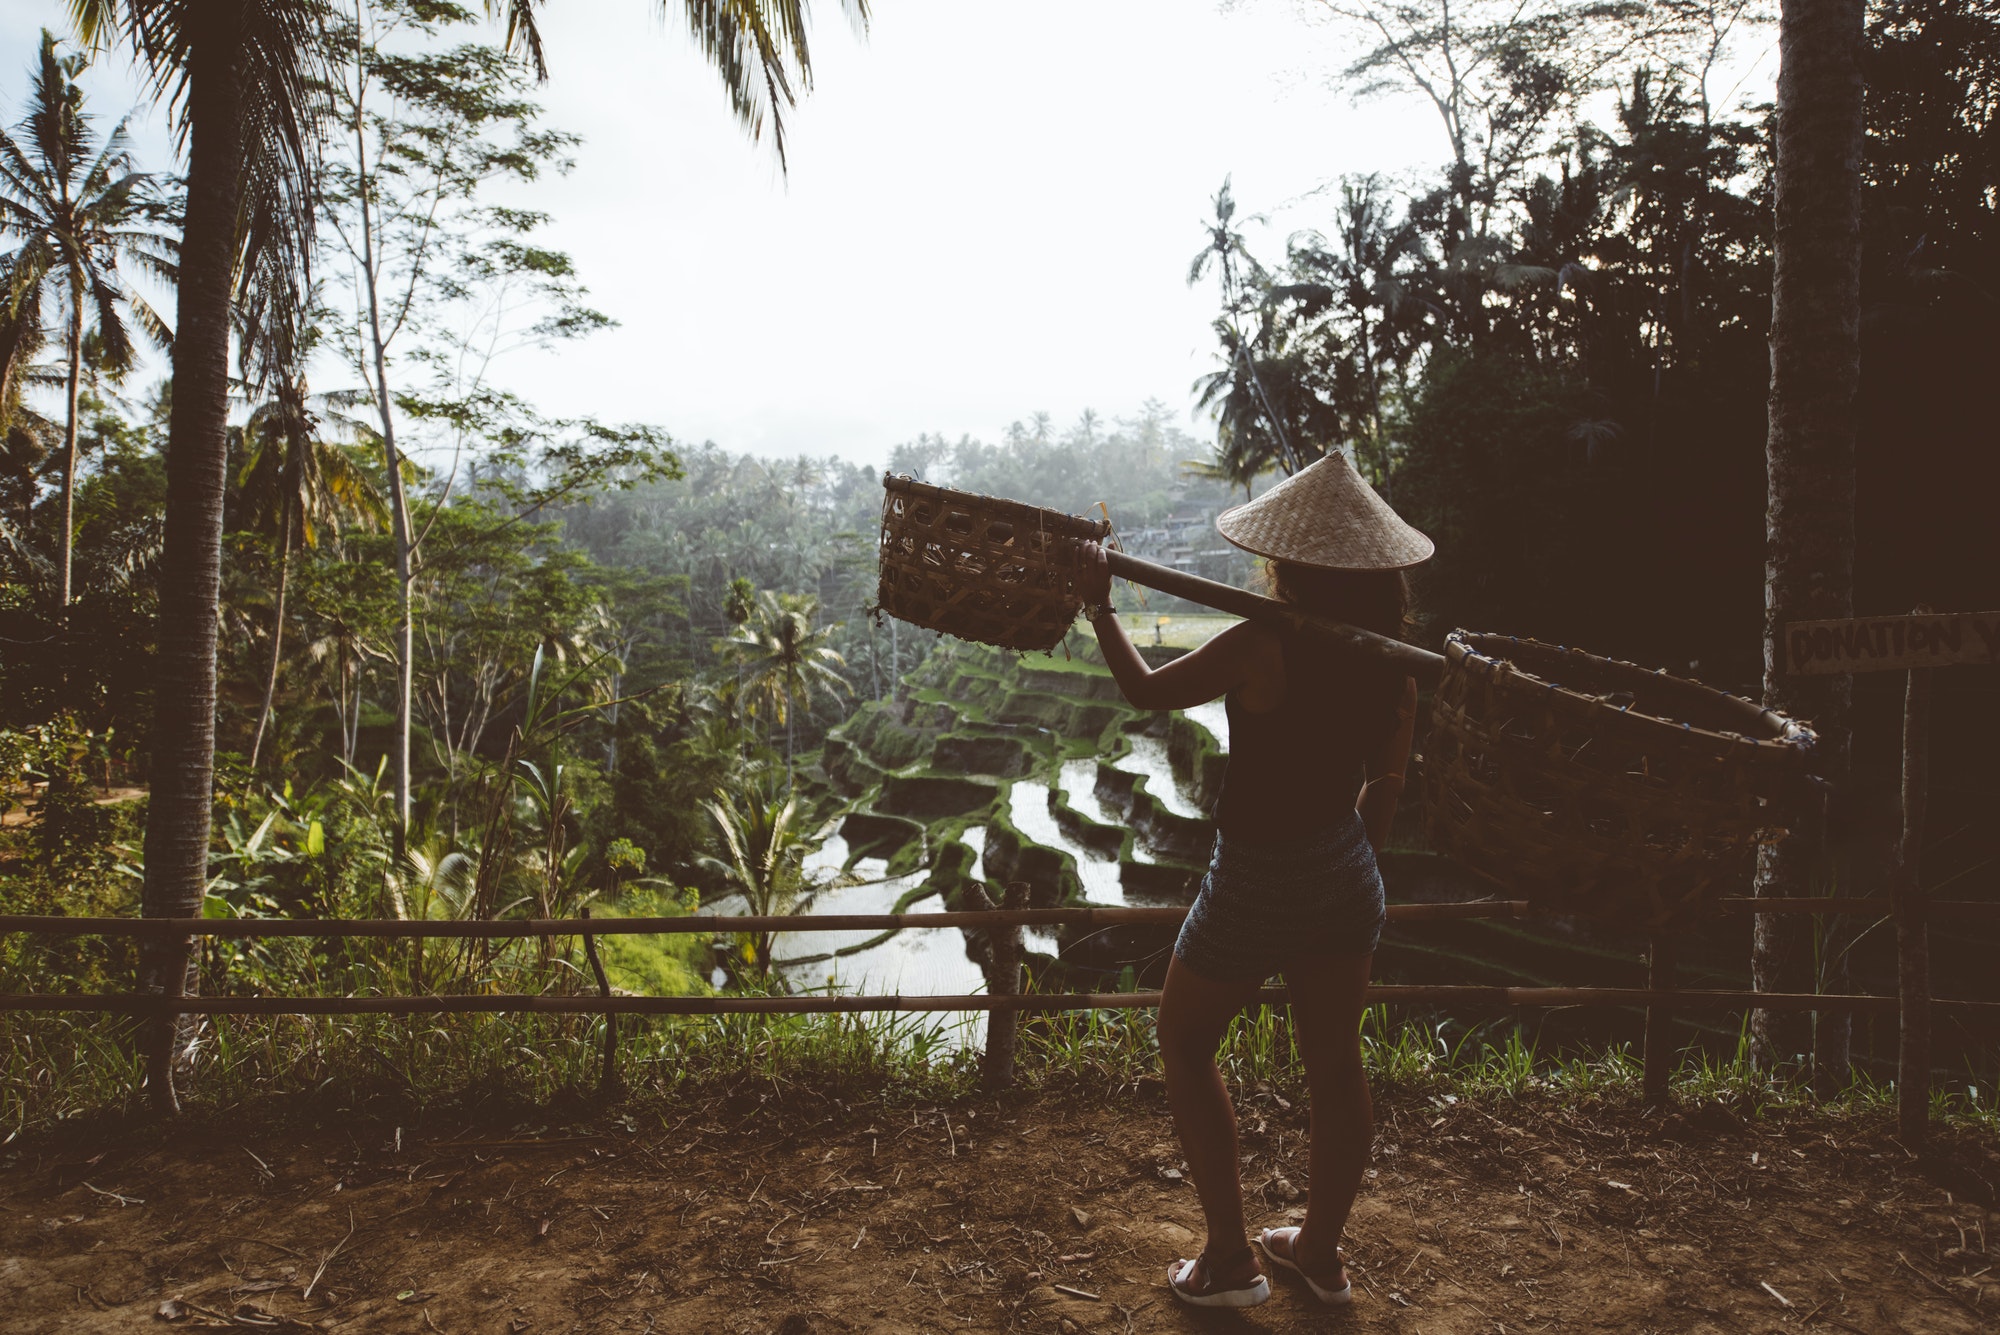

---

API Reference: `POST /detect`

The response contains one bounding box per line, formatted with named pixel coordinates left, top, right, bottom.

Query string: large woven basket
left=1422, top=632, right=1818, bottom=928
left=877, top=474, right=1111, bottom=652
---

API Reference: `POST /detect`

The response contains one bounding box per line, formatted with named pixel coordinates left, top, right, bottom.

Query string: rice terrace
left=1, top=2, right=1996, bottom=1332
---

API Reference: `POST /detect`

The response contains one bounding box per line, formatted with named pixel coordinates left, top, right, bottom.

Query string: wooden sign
left=1786, top=610, right=2000, bottom=675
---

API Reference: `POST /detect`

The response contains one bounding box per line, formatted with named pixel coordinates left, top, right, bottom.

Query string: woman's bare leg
left=1156, top=953, right=1265, bottom=1288
left=1265, top=951, right=1374, bottom=1285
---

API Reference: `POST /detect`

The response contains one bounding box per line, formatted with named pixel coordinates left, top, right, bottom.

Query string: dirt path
left=1, top=786, right=146, bottom=827
left=3, top=1083, right=1994, bottom=1333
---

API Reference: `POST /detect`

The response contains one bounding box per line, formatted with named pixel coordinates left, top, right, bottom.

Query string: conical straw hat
left=1215, top=451, right=1433, bottom=570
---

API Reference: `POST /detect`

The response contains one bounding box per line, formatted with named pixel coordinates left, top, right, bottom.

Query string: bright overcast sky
left=512, top=0, right=1446, bottom=464
left=2, top=1, right=1773, bottom=468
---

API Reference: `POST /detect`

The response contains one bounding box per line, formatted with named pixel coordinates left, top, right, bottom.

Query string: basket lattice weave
left=877, top=474, right=1111, bottom=652
left=1422, top=632, right=1818, bottom=928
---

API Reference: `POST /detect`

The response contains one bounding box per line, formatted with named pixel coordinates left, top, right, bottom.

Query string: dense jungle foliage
left=0, top=1, right=1995, bottom=1128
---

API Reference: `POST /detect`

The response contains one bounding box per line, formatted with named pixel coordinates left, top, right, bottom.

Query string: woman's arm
left=1356, top=676, right=1418, bottom=852
left=1077, top=542, right=1276, bottom=712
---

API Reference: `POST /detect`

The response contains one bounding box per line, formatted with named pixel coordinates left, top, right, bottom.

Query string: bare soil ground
left=3, top=1082, right=1995, bottom=1334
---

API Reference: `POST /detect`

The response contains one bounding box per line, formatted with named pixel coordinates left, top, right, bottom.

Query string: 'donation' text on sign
left=1785, top=611, right=2000, bottom=675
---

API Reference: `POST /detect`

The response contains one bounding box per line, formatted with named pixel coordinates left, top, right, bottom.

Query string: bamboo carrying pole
left=1101, top=549, right=1445, bottom=687
left=878, top=473, right=1443, bottom=682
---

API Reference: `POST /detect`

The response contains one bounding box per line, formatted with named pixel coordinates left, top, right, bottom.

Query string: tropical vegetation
left=0, top=0, right=1994, bottom=1134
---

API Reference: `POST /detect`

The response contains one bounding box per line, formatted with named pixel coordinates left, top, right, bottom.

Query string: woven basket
left=1422, top=632, right=1818, bottom=928
left=877, top=474, right=1111, bottom=652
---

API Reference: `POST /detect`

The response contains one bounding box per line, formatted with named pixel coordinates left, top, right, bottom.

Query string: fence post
left=1643, top=932, right=1677, bottom=1105
left=965, top=881, right=1027, bottom=1091
left=1896, top=665, right=1932, bottom=1145
left=579, top=907, right=620, bottom=1093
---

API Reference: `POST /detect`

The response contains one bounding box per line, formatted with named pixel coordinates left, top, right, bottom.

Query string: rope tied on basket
left=1090, top=501, right=1148, bottom=616
left=1422, top=631, right=1818, bottom=928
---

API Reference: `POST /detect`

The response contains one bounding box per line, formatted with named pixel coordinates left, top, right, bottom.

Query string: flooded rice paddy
left=1111, top=733, right=1205, bottom=819
left=767, top=707, right=1227, bottom=1004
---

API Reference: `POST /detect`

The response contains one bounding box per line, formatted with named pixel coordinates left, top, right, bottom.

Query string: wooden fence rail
left=4, top=897, right=1994, bottom=942
left=6, top=899, right=1993, bottom=1126
left=4, top=986, right=1998, bottom=1019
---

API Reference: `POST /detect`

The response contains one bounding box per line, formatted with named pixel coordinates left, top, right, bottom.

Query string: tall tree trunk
left=346, top=669, right=361, bottom=768
left=331, top=657, right=352, bottom=767
left=351, top=57, right=414, bottom=861
left=58, top=308, right=82, bottom=611
left=1357, top=308, right=1389, bottom=501
left=247, top=503, right=294, bottom=771
left=139, top=8, right=247, bottom=1115
left=1754, top=0, right=1864, bottom=1076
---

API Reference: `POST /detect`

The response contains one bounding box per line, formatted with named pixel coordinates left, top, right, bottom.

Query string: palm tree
left=701, top=775, right=817, bottom=976
left=1191, top=318, right=1336, bottom=492
left=233, top=321, right=387, bottom=772
left=1752, top=0, right=1865, bottom=1084
left=723, top=590, right=849, bottom=773
left=1188, top=177, right=1303, bottom=477
left=492, top=1, right=873, bottom=167
left=64, top=0, right=331, bottom=1113
left=68, top=0, right=866, bottom=1113
left=1323, top=175, right=1423, bottom=495
left=0, top=30, right=175, bottom=611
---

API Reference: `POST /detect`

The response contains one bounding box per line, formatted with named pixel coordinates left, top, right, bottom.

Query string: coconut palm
left=1188, top=177, right=1304, bottom=477
left=490, top=1, right=873, bottom=168
left=0, top=30, right=176, bottom=611
left=722, top=590, right=849, bottom=772
left=1191, top=318, right=1338, bottom=492
left=65, top=0, right=335, bottom=1114
left=233, top=321, right=387, bottom=772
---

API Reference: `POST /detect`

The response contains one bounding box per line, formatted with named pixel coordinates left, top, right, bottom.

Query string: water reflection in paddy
left=1058, top=759, right=1152, bottom=863
left=1112, top=735, right=1206, bottom=819
left=1008, top=781, right=1124, bottom=906
left=963, top=827, right=1063, bottom=957
left=1183, top=699, right=1229, bottom=749
left=772, top=825, right=1056, bottom=998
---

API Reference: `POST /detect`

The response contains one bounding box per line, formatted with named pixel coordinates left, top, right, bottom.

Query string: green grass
left=11, top=995, right=1994, bottom=1144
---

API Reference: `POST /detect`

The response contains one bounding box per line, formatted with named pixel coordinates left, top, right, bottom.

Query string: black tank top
left=1213, top=634, right=1398, bottom=841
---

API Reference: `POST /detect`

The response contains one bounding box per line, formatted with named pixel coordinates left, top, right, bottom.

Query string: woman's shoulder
left=1215, top=618, right=1286, bottom=667
left=1206, top=619, right=1286, bottom=708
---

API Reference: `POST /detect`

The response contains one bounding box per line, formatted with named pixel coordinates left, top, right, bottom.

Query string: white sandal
left=1257, top=1227, right=1354, bottom=1306
left=1166, top=1251, right=1272, bottom=1308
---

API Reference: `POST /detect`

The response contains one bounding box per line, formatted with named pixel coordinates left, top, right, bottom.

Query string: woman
left=1076, top=452, right=1430, bottom=1309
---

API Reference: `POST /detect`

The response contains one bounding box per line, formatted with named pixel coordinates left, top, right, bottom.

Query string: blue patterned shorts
left=1173, top=810, right=1386, bottom=984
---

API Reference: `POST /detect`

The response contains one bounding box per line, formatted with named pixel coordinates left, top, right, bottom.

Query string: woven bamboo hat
left=1215, top=451, right=1434, bottom=570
